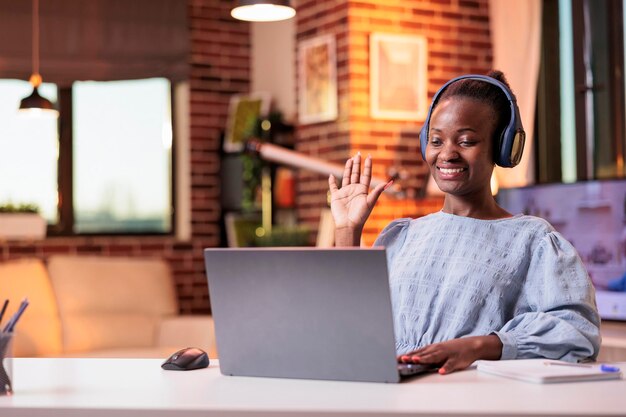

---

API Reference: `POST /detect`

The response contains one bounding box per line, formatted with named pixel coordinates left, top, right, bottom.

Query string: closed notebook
left=477, top=359, right=623, bottom=384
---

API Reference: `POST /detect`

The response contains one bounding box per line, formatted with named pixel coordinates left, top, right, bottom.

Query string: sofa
left=0, top=255, right=217, bottom=359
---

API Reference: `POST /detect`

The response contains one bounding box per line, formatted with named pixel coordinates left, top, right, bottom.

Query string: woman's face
left=425, top=97, right=497, bottom=197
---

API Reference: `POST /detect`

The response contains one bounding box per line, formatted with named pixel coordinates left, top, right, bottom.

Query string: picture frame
left=369, top=33, right=428, bottom=121
left=298, top=34, right=338, bottom=125
left=223, top=92, right=271, bottom=153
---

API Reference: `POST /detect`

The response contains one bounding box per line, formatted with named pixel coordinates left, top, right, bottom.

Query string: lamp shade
left=19, top=86, right=58, bottom=115
left=18, top=0, right=58, bottom=116
left=231, top=0, right=295, bottom=22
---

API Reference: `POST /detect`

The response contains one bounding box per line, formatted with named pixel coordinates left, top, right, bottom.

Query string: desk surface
left=0, top=358, right=625, bottom=417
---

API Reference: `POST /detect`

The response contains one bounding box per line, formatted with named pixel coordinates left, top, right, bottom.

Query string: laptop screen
left=204, top=247, right=403, bottom=383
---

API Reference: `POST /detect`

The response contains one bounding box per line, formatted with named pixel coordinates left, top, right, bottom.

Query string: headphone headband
left=419, top=74, right=525, bottom=168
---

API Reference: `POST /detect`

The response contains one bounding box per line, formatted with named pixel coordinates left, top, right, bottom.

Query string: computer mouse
left=161, top=347, right=210, bottom=371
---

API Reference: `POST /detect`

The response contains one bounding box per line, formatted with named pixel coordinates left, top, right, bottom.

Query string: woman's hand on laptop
left=398, top=335, right=503, bottom=374
left=328, top=153, right=388, bottom=246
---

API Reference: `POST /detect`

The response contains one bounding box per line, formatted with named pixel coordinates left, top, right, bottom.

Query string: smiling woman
left=425, top=98, right=496, bottom=201
left=328, top=71, right=601, bottom=375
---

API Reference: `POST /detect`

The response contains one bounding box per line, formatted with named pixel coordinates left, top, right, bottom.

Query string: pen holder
left=0, top=333, right=13, bottom=396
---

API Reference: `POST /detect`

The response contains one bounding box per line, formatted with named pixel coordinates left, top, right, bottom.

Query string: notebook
left=477, top=359, right=623, bottom=384
left=203, top=247, right=431, bottom=383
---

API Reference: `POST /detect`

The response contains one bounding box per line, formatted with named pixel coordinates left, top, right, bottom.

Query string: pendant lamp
left=19, top=0, right=58, bottom=115
left=231, top=0, right=296, bottom=22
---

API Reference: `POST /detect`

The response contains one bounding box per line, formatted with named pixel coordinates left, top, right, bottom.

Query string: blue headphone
left=419, top=74, right=526, bottom=168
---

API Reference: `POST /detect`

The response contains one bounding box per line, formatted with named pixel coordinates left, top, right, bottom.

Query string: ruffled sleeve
left=493, top=232, right=601, bottom=362
left=373, top=218, right=411, bottom=265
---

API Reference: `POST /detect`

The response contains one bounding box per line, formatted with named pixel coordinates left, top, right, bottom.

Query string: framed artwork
left=370, top=33, right=428, bottom=121
left=223, top=92, right=271, bottom=153
left=298, top=34, right=338, bottom=125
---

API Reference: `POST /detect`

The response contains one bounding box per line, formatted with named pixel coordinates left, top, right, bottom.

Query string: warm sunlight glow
left=490, top=171, right=499, bottom=196
left=0, top=80, right=59, bottom=222
left=72, top=78, right=172, bottom=233
left=162, top=122, right=173, bottom=150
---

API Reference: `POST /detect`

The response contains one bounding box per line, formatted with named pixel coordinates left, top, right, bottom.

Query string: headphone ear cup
left=495, top=114, right=524, bottom=168
left=497, top=129, right=525, bottom=168
left=494, top=129, right=507, bottom=167
left=419, top=124, right=428, bottom=161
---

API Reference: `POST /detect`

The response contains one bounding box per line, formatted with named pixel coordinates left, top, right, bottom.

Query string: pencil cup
left=0, top=332, right=13, bottom=396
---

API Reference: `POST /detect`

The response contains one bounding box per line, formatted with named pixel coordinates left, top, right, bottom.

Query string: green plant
left=240, top=111, right=293, bottom=213
left=0, top=203, right=40, bottom=214
left=241, top=153, right=263, bottom=212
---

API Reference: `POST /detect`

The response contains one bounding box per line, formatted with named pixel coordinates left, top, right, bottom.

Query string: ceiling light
left=231, top=0, right=296, bottom=22
left=19, top=0, right=58, bottom=116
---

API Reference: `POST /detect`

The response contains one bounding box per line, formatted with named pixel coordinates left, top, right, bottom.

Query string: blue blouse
left=373, top=211, right=601, bottom=361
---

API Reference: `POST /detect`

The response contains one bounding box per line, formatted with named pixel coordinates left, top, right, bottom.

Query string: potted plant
left=0, top=203, right=47, bottom=240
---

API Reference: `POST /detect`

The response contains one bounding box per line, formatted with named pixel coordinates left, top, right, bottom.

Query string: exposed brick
left=295, top=0, right=491, bottom=244
left=1, top=0, right=490, bottom=314
left=6, top=245, right=39, bottom=256
left=0, top=0, right=249, bottom=314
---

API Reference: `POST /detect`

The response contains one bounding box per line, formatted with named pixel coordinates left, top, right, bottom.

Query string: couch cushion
left=60, top=313, right=161, bottom=353
left=0, top=259, right=63, bottom=357
left=53, top=346, right=177, bottom=359
left=47, top=255, right=178, bottom=353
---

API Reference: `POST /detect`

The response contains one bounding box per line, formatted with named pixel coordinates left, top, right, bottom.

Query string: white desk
left=0, top=358, right=625, bottom=417
left=600, top=321, right=626, bottom=361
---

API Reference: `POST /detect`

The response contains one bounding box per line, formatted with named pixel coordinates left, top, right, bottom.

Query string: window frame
left=537, top=0, right=626, bottom=183
left=48, top=82, right=177, bottom=237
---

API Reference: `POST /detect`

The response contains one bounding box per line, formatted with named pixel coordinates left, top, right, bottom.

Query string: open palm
left=328, top=153, right=387, bottom=231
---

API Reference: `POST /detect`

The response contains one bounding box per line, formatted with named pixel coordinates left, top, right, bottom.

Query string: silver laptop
left=204, top=247, right=431, bottom=383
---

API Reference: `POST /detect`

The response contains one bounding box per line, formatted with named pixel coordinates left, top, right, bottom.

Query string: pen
left=544, top=361, right=620, bottom=373
left=0, top=300, right=8, bottom=326
left=544, top=361, right=592, bottom=368
left=2, top=298, right=29, bottom=333
left=600, top=364, right=621, bottom=373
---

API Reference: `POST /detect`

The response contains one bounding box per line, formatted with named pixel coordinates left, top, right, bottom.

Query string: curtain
left=489, top=0, right=542, bottom=188
left=0, top=0, right=188, bottom=86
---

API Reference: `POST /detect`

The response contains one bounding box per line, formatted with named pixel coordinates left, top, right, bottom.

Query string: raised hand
left=328, top=153, right=388, bottom=246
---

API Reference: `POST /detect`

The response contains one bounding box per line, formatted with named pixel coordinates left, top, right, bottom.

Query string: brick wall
left=295, top=0, right=492, bottom=245
left=0, top=0, right=249, bottom=314
left=295, top=0, right=352, bottom=238
left=1, top=0, right=493, bottom=312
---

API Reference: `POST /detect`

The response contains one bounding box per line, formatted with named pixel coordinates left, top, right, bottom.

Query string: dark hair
left=437, top=70, right=514, bottom=143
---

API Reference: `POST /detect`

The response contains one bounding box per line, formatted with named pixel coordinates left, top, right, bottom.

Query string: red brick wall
left=295, top=0, right=492, bottom=245
left=0, top=0, right=250, bottom=314
left=1, top=0, right=493, bottom=312
left=295, top=0, right=352, bottom=235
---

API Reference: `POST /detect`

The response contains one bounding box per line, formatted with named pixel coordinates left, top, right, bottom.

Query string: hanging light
left=19, top=0, right=58, bottom=116
left=231, top=0, right=296, bottom=22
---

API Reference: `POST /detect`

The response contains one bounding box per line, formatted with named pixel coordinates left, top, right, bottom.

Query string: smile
left=437, top=167, right=467, bottom=174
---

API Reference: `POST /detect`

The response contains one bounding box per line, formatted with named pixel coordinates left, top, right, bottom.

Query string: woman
left=328, top=71, right=601, bottom=374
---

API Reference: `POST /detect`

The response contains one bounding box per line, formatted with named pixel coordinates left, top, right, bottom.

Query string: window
left=0, top=77, right=174, bottom=235
left=537, top=0, right=626, bottom=183
left=73, top=79, right=173, bottom=233
left=0, top=81, right=59, bottom=222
